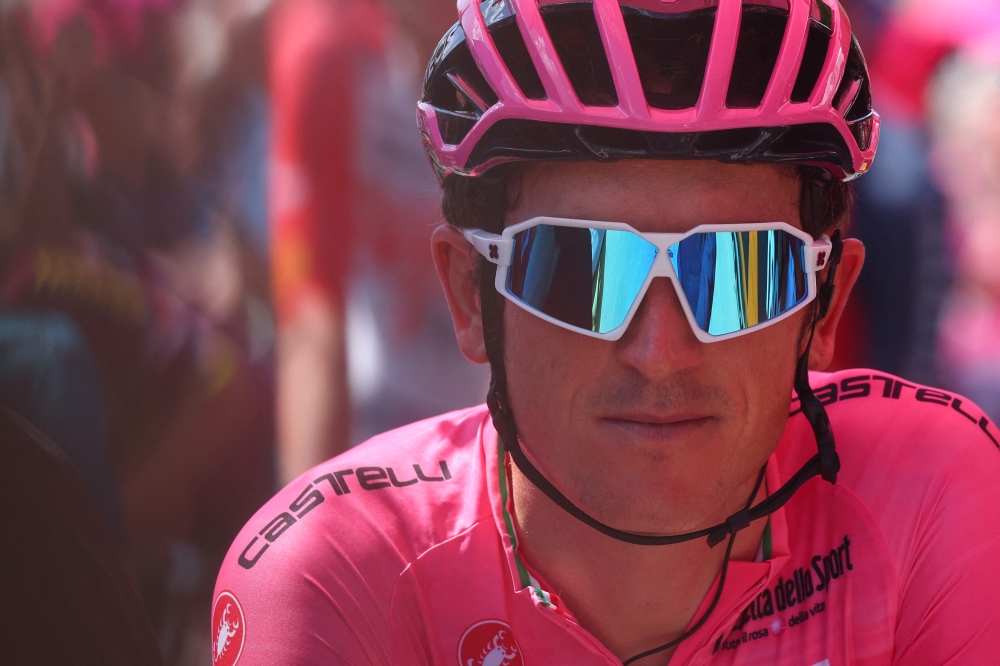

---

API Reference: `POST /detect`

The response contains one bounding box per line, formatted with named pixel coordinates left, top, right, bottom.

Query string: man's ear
left=808, top=238, right=865, bottom=370
left=431, top=224, right=489, bottom=364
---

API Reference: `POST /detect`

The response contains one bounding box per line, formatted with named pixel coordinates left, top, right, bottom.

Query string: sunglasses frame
left=464, top=216, right=833, bottom=343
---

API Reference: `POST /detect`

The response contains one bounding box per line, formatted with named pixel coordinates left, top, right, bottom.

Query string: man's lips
left=598, top=412, right=716, bottom=440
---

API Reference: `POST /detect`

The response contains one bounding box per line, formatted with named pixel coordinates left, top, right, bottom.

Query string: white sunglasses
left=465, top=217, right=832, bottom=343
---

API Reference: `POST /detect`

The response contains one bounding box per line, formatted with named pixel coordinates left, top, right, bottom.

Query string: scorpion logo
left=214, top=603, right=240, bottom=662
left=458, top=620, right=523, bottom=666
left=467, top=629, right=518, bottom=666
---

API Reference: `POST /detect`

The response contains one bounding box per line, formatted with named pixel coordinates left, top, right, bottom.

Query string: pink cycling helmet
left=418, top=0, right=879, bottom=182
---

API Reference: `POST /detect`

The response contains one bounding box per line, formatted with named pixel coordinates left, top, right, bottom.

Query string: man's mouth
left=598, top=412, right=716, bottom=441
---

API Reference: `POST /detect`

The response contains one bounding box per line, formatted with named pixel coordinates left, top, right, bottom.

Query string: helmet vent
left=621, top=3, right=717, bottom=110
left=423, top=24, right=500, bottom=144
left=694, top=127, right=769, bottom=154
left=726, top=3, right=789, bottom=109
left=485, top=5, right=548, bottom=100
left=847, top=114, right=873, bottom=152
left=540, top=3, right=618, bottom=107
left=833, top=35, right=872, bottom=123
left=482, top=0, right=516, bottom=26
left=765, top=123, right=848, bottom=168
left=464, top=118, right=855, bottom=176
left=436, top=111, right=479, bottom=145
left=790, top=0, right=832, bottom=103
left=575, top=125, right=649, bottom=156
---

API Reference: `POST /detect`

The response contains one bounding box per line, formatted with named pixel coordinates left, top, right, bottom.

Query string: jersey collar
left=483, top=421, right=557, bottom=607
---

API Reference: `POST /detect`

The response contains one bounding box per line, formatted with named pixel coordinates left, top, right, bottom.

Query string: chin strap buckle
left=817, top=431, right=840, bottom=484
left=707, top=508, right=752, bottom=548
left=805, top=389, right=839, bottom=482
left=798, top=391, right=840, bottom=485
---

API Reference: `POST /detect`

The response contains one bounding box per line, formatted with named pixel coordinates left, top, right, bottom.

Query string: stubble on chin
left=561, top=371, right=740, bottom=533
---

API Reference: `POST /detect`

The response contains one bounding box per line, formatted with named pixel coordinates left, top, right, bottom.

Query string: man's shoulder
left=787, top=371, right=1000, bottom=660
left=785, top=369, right=1000, bottom=563
left=800, top=369, right=1000, bottom=472
left=216, top=404, right=494, bottom=600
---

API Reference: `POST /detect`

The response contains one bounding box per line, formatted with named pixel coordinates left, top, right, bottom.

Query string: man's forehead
left=507, top=159, right=803, bottom=233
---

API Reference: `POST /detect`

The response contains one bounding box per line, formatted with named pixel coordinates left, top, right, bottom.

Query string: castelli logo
left=458, top=620, right=523, bottom=666
left=212, top=591, right=246, bottom=666
left=770, top=616, right=787, bottom=637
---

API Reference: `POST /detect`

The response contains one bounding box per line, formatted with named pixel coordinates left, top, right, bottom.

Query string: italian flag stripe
left=497, top=438, right=533, bottom=590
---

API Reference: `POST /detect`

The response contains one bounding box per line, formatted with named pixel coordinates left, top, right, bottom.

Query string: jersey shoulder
left=212, top=405, right=494, bottom=665
left=799, top=369, right=1000, bottom=473
left=771, top=371, right=1000, bottom=665
left=789, top=369, right=1000, bottom=576
left=222, top=403, right=492, bottom=580
left=794, top=371, right=1000, bottom=662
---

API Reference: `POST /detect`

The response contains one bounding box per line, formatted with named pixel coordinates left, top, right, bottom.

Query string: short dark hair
left=441, top=162, right=852, bottom=238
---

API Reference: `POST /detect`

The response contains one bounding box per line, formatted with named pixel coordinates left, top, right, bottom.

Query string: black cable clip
left=817, top=433, right=841, bottom=484
left=707, top=508, right=751, bottom=548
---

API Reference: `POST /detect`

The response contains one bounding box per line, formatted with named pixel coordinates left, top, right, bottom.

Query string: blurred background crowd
left=0, top=0, right=996, bottom=662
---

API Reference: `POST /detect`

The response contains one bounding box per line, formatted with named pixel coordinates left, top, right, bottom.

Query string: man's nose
left=615, top=277, right=703, bottom=378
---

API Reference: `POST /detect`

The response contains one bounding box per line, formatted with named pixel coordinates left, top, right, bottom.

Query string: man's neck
left=509, top=465, right=768, bottom=666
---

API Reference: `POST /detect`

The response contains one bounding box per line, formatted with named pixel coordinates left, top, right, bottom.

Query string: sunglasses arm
left=805, top=235, right=834, bottom=272
left=462, top=229, right=513, bottom=267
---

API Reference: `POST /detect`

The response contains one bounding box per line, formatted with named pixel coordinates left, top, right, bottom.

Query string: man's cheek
left=509, top=322, right=603, bottom=397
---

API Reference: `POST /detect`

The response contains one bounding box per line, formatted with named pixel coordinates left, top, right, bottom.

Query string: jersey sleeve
left=212, top=472, right=404, bottom=666
left=890, top=406, right=1000, bottom=664
left=213, top=540, right=391, bottom=666
left=212, top=407, right=489, bottom=666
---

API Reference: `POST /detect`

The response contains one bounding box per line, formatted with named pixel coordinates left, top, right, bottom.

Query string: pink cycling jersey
left=213, top=370, right=1000, bottom=666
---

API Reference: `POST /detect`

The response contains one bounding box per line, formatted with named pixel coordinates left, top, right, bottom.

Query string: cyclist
left=215, top=1, right=1000, bottom=664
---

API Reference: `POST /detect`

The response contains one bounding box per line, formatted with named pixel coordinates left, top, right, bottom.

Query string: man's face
left=501, top=160, right=807, bottom=534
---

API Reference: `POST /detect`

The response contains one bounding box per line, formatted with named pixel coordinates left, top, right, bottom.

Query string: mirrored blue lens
left=669, top=230, right=808, bottom=336
left=507, top=225, right=657, bottom=334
